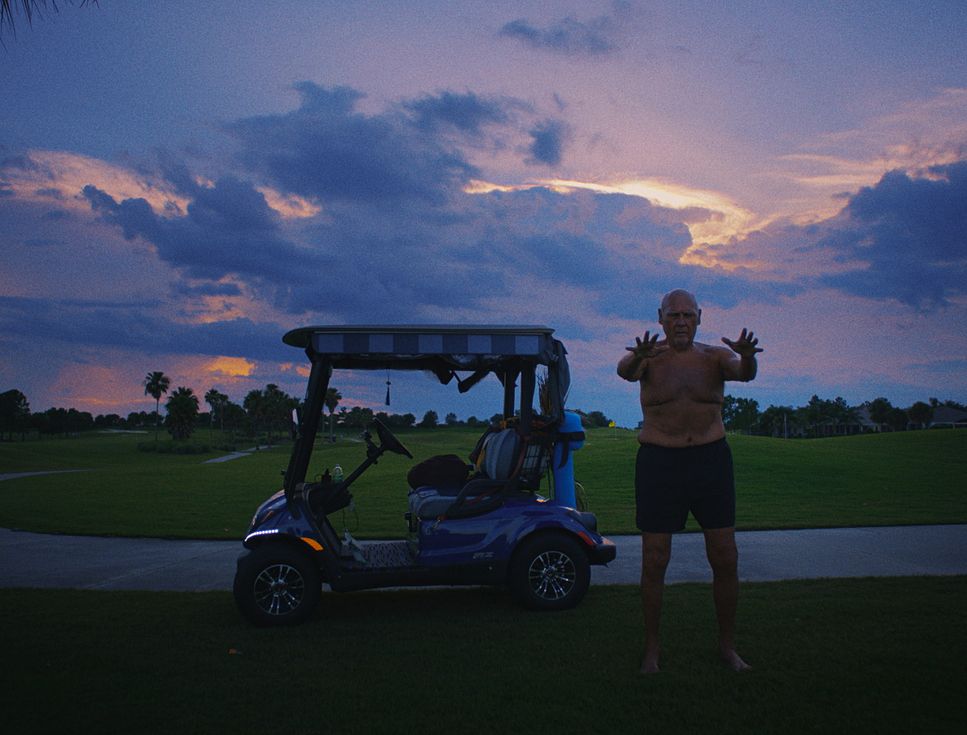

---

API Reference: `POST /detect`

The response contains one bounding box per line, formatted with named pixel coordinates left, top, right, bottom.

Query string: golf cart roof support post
left=519, top=365, right=535, bottom=434
left=502, top=368, right=519, bottom=420
left=283, top=357, right=331, bottom=501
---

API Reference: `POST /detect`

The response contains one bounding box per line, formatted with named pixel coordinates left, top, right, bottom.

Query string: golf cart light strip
left=311, top=332, right=542, bottom=356
left=300, top=537, right=324, bottom=551
left=244, top=529, right=280, bottom=542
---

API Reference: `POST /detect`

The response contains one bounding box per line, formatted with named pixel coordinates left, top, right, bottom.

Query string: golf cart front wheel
left=509, top=533, right=590, bottom=611
left=234, top=544, right=321, bottom=626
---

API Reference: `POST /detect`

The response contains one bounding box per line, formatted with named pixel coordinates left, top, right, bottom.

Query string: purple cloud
left=226, top=83, right=478, bottom=206
left=820, top=162, right=967, bottom=307
left=528, top=119, right=567, bottom=166
left=83, top=177, right=307, bottom=283
left=403, top=91, right=510, bottom=136
left=499, top=15, right=619, bottom=57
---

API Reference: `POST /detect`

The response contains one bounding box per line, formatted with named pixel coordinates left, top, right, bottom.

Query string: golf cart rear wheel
left=234, top=544, right=321, bottom=626
left=509, top=533, right=590, bottom=611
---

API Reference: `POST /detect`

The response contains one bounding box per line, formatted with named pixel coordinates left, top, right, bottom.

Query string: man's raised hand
left=722, top=328, right=763, bottom=357
left=627, top=331, right=663, bottom=360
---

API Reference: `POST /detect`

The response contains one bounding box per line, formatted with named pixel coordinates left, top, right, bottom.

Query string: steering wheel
left=372, top=418, right=413, bottom=459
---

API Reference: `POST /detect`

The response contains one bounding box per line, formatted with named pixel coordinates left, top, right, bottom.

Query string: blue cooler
left=551, top=411, right=585, bottom=507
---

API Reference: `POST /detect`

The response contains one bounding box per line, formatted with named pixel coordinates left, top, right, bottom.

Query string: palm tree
left=243, top=388, right=266, bottom=448
left=262, top=384, right=287, bottom=445
left=143, top=371, right=170, bottom=442
left=1, top=1, right=96, bottom=39
left=204, top=388, right=229, bottom=440
left=165, top=387, right=199, bottom=441
left=325, top=387, right=342, bottom=443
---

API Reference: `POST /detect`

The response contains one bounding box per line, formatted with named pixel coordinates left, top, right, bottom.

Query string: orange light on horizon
left=463, top=179, right=533, bottom=194
left=279, top=362, right=311, bottom=378
left=466, top=176, right=762, bottom=247
left=206, top=356, right=256, bottom=378
left=2, top=149, right=321, bottom=222
left=258, top=187, right=322, bottom=219
left=3, top=150, right=190, bottom=214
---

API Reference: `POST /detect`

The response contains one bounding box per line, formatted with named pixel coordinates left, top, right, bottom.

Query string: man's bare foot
left=720, top=648, right=751, bottom=672
left=640, top=650, right=661, bottom=674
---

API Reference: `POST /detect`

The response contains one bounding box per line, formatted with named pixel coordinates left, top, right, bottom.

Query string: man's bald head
left=658, top=289, right=701, bottom=349
left=660, top=289, right=699, bottom=315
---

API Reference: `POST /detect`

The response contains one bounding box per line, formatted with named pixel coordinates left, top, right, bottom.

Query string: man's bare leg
left=640, top=532, right=672, bottom=673
left=703, top=527, right=751, bottom=671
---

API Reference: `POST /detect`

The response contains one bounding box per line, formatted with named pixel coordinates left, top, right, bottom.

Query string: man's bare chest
left=642, top=352, right=724, bottom=404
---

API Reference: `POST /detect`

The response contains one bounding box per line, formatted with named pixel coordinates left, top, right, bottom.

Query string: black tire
left=508, top=533, right=590, bottom=611
left=233, top=544, right=321, bottom=626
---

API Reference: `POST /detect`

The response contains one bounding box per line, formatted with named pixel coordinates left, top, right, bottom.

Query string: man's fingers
left=629, top=331, right=661, bottom=355
left=722, top=334, right=764, bottom=354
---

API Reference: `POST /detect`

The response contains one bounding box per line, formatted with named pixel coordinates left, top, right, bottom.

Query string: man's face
left=659, top=293, right=701, bottom=350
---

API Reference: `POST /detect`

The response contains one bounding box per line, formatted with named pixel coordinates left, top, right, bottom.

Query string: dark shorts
left=635, top=438, right=735, bottom=533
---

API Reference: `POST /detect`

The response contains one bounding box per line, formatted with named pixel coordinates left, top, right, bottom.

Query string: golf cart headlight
left=244, top=528, right=281, bottom=543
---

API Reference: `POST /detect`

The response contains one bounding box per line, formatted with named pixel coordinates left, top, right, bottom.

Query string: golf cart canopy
left=283, top=324, right=566, bottom=376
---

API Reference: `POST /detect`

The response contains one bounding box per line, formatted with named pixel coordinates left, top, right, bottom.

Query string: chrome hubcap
left=527, top=550, right=576, bottom=600
left=253, top=563, right=305, bottom=616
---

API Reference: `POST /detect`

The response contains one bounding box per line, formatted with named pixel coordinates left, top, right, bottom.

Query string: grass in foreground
left=1, top=428, right=966, bottom=538
left=2, top=577, right=965, bottom=734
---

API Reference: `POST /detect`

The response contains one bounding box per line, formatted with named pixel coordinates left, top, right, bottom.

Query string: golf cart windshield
left=281, top=325, right=571, bottom=497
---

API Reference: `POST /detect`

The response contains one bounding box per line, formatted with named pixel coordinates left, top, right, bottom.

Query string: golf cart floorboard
left=360, top=540, right=417, bottom=568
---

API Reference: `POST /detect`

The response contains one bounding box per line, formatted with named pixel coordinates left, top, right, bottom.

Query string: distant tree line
left=1, top=377, right=569, bottom=443
left=4, top=381, right=963, bottom=443
left=720, top=395, right=967, bottom=438
left=0, top=377, right=302, bottom=445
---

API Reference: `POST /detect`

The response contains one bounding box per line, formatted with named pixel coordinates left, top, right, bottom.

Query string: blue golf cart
left=233, top=325, right=616, bottom=626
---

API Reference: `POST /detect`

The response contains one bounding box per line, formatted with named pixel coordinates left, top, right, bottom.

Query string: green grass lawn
left=1, top=427, right=966, bottom=538
left=3, top=577, right=965, bottom=734
left=3, top=433, right=966, bottom=733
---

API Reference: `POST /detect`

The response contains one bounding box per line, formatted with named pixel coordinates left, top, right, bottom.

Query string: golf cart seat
left=407, top=428, right=524, bottom=521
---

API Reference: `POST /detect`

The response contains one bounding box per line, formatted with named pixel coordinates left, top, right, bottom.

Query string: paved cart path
left=1, top=525, right=965, bottom=592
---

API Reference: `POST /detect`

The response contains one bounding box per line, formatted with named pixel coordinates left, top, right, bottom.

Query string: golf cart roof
left=283, top=325, right=564, bottom=372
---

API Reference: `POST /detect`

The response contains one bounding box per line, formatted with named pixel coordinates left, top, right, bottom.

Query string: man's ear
left=657, top=308, right=663, bottom=322
left=696, top=309, right=702, bottom=325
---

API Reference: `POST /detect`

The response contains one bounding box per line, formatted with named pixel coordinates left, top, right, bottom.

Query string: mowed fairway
left=1, top=428, right=965, bottom=538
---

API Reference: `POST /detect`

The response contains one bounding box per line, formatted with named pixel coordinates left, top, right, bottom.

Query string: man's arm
left=618, top=331, right=661, bottom=382
left=720, top=328, right=762, bottom=382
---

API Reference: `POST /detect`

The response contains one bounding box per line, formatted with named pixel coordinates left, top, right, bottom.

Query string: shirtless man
left=617, top=289, right=762, bottom=674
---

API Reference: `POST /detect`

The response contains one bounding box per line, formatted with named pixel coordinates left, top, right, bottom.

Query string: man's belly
left=638, top=401, right=725, bottom=447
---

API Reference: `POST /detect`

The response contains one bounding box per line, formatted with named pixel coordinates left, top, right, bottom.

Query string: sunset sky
left=2, top=1, right=966, bottom=428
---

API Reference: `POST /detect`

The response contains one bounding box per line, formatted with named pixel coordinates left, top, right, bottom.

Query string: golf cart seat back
left=481, top=429, right=522, bottom=481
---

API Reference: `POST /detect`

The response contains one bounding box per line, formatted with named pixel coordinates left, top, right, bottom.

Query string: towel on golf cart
left=406, top=454, right=472, bottom=493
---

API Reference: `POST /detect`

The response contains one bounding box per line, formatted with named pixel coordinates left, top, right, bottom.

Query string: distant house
left=928, top=406, right=967, bottom=429
left=808, top=407, right=875, bottom=437
left=854, top=406, right=884, bottom=433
